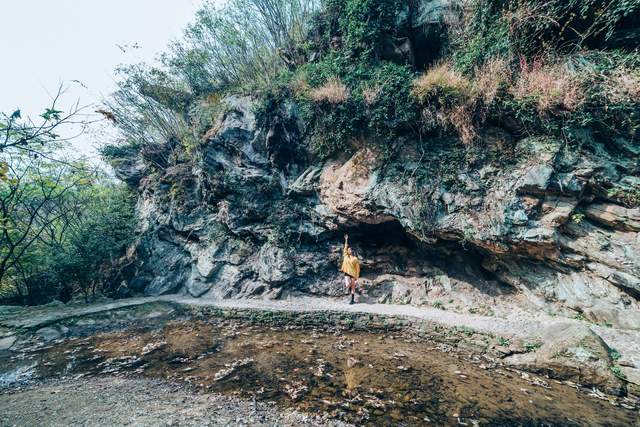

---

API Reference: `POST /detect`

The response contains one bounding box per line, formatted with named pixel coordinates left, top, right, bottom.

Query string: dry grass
left=412, top=63, right=473, bottom=101
left=413, top=63, right=479, bottom=145
left=362, top=84, right=381, bottom=106
left=511, top=61, right=585, bottom=113
left=449, top=104, right=478, bottom=145
left=474, top=57, right=512, bottom=105
left=606, top=68, right=640, bottom=104
left=310, top=77, right=349, bottom=103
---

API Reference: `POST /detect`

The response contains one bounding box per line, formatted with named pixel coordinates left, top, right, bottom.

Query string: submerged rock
left=213, top=358, right=254, bottom=382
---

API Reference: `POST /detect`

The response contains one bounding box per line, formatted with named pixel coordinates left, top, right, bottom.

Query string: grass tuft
left=310, top=77, right=350, bottom=104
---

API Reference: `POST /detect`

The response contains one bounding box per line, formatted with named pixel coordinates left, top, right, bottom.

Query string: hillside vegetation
left=0, top=83, right=137, bottom=305
left=104, top=0, right=639, bottom=175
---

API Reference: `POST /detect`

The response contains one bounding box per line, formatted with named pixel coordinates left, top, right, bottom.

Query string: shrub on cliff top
left=293, top=57, right=419, bottom=158
left=165, top=0, right=321, bottom=92
left=412, top=50, right=640, bottom=144
left=450, top=0, right=640, bottom=72
left=260, top=0, right=420, bottom=159
left=106, top=0, right=640, bottom=166
left=307, top=0, right=404, bottom=59
left=103, top=0, right=322, bottom=167
left=105, top=65, right=188, bottom=151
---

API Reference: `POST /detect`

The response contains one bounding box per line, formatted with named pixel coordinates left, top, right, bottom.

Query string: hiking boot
left=349, top=294, right=355, bottom=304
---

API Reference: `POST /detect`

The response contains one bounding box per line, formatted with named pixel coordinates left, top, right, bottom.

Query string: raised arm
left=343, top=234, right=349, bottom=257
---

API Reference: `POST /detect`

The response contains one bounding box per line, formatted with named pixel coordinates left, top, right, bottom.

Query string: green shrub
left=338, top=0, right=403, bottom=56
left=524, top=341, right=542, bottom=352
left=450, top=0, right=640, bottom=72
left=610, top=365, right=626, bottom=380
left=256, top=0, right=420, bottom=159
left=308, top=0, right=404, bottom=58
left=497, top=336, right=510, bottom=346
left=450, top=3, right=511, bottom=73
left=292, top=56, right=419, bottom=158
left=432, top=300, right=445, bottom=309
left=100, top=140, right=141, bottom=159
left=105, top=65, right=188, bottom=151
left=573, top=312, right=588, bottom=322
left=301, top=93, right=365, bottom=158
left=609, top=348, right=621, bottom=362
left=165, top=0, right=321, bottom=92
left=364, top=63, right=419, bottom=145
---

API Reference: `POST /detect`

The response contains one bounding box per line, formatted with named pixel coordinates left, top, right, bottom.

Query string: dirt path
left=0, top=377, right=346, bottom=427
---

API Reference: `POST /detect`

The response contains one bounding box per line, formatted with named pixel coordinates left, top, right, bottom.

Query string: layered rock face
left=111, top=95, right=640, bottom=330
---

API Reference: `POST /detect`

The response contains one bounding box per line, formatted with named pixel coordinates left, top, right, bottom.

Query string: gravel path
left=0, top=377, right=347, bottom=427
left=171, top=295, right=563, bottom=338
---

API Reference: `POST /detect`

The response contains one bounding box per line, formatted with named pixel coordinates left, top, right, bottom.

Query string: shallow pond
left=1, top=320, right=638, bottom=426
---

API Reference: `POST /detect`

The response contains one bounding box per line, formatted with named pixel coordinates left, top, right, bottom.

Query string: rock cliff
left=109, top=92, right=640, bottom=330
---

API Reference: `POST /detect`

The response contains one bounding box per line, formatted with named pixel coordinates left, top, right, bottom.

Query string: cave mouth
left=344, top=219, right=414, bottom=248
left=342, top=220, right=498, bottom=285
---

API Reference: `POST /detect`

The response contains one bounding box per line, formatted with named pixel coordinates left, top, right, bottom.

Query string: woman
left=341, top=234, right=361, bottom=304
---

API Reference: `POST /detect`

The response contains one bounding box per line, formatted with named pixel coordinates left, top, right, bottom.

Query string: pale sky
left=0, top=0, right=213, bottom=160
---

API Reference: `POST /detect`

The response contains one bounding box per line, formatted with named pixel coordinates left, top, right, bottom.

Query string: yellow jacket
left=341, top=241, right=360, bottom=278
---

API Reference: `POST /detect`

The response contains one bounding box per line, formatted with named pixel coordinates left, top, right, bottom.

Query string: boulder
left=505, top=323, right=625, bottom=395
